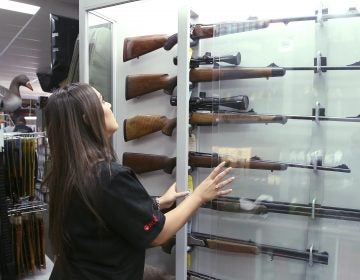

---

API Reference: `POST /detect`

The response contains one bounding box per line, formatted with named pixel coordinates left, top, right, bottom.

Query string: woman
left=45, top=83, right=234, bottom=279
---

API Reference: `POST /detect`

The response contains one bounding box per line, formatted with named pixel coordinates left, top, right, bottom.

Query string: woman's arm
left=157, top=183, right=189, bottom=210
left=151, top=162, right=234, bottom=246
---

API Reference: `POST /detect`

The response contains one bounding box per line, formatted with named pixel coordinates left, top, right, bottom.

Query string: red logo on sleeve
left=144, top=215, right=159, bottom=231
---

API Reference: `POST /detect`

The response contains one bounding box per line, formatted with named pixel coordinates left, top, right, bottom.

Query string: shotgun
left=123, top=8, right=360, bottom=61
left=122, top=151, right=351, bottom=174
left=123, top=112, right=360, bottom=141
left=125, top=66, right=285, bottom=100
left=205, top=197, right=360, bottom=222
left=123, top=21, right=268, bottom=62
left=161, top=232, right=329, bottom=265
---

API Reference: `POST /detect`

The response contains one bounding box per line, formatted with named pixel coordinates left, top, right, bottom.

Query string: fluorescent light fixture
left=0, top=0, right=40, bottom=15
left=24, top=116, right=36, bottom=121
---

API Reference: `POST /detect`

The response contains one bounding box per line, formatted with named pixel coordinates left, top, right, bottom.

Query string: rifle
left=123, top=8, right=360, bottom=61
left=123, top=111, right=360, bottom=141
left=173, top=52, right=241, bottom=68
left=122, top=151, right=351, bottom=174
left=125, top=66, right=285, bottom=100
left=161, top=232, right=329, bottom=265
left=269, top=60, right=360, bottom=73
left=123, top=21, right=268, bottom=62
left=205, top=197, right=360, bottom=222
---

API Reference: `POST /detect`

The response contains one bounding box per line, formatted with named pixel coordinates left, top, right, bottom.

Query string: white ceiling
left=0, top=0, right=78, bottom=97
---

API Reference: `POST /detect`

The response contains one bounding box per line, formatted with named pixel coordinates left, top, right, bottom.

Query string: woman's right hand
left=192, top=161, right=234, bottom=204
left=152, top=162, right=235, bottom=246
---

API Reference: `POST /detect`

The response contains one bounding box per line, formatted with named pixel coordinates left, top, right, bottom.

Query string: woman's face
left=93, top=88, right=118, bottom=138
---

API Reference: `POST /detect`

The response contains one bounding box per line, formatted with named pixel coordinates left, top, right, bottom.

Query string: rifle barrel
left=268, top=11, right=360, bottom=24
left=286, top=115, right=360, bottom=122
left=191, top=232, right=328, bottom=265
left=210, top=197, right=360, bottom=222
left=189, top=67, right=286, bottom=83
left=284, top=66, right=360, bottom=71
left=258, top=243, right=328, bottom=265
left=286, top=162, right=351, bottom=173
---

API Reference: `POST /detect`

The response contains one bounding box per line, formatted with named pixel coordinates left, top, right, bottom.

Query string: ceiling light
left=0, top=0, right=40, bottom=15
left=24, top=116, right=36, bottom=121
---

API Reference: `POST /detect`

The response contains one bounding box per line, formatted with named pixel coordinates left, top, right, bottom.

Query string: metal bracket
left=309, top=244, right=314, bottom=266
left=315, top=7, right=328, bottom=25
left=311, top=198, right=316, bottom=219
left=313, top=101, right=322, bottom=124
left=313, top=54, right=327, bottom=73
left=311, top=151, right=323, bottom=172
left=316, top=8, right=323, bottom=25
left=314, top=52, right=328, bottom=73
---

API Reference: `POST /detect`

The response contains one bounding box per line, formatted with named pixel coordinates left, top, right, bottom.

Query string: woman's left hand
left=158, top=183, right=189, bottom=210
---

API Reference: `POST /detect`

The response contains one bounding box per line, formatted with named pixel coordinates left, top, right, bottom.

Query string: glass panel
left=190, top=0, right=360, bottom=279
left=87, top=12, right=113, bottom=105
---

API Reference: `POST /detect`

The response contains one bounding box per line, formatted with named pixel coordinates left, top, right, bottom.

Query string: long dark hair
left=44, top=83, right=116, bottom=260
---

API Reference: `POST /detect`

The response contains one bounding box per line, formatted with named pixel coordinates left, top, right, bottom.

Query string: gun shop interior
left=2, top=0, right=360, bottom=280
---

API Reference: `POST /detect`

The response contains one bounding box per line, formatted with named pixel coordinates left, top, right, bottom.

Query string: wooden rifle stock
left=122, top=152, right=287, bottom=174
left=190, top=152, right=287, bottom=171
left=123, top=34, right=169, bottom=62
left=190, top=67, right=285, bottom=82
left=161, top=234, right=260, bottom=255
left=123, top=115, right=176, bottom=141
left=125, top=67, right=285, bottom=100
left=123, top=112, right=286, bottom=141
left=122, top=152, right=176, bottom=174
left=190, top=112, right=287, bottom=125
left=125, top=74, right=177, bottom=100
left=206, top=239, right=260, bottom=254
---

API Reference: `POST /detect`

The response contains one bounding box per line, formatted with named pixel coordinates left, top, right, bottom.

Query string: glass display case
left=79, top=0, right=360, bottom=279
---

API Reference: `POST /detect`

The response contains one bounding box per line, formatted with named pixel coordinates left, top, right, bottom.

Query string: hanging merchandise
left=4, top=135, right=38, bottom=202
left=0, top=132, right=48, bottom=279
left=8, top=202, right=47, bottom=276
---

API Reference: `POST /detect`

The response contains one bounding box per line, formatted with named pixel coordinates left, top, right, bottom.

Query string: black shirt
left=50, top=162, right=165, bottom=280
